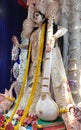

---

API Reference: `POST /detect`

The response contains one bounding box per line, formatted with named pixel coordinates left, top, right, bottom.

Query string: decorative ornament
left=36, top=93, right=59, bottom=121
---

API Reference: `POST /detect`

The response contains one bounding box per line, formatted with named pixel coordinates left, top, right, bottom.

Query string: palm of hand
left=46, top=38, right=55, bottom=52
left=11, top=35, right=18, bottom=46
left=68, top=104, right=81, bottom=122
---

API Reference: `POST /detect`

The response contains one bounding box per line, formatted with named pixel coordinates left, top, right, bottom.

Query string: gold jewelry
left=37, top=124, right=43, bottom=129
left=6, top=96, right=15, bottom=102
left=59, top=107, right=69, bottom=113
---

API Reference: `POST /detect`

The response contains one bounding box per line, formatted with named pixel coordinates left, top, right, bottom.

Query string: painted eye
left=33, top=12, right=40, bottom=18
left=36, top=14, right=39, bottom=16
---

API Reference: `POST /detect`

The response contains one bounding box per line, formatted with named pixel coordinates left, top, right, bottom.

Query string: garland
left=14, top=23, right=46, bottom=130
left=3, top=42, right=32, bottom=129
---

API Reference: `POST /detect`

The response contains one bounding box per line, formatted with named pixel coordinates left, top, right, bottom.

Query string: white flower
left=19, top=126, right=26, bottom=130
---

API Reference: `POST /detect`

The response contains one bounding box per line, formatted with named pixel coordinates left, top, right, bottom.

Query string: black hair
left=33, top=11, right=45, bottom=19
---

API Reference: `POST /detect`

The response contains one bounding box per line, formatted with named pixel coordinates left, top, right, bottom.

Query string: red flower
left=17, top=109, right=24, bottom=116
left=0, top=114, right=5, bottom=121
left=16, top=115, right=22, bottom=121
left=5, top=122, right=14, bottom=130
left=0, top=114, right=5, bottom=127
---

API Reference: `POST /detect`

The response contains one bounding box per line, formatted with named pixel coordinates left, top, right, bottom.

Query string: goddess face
left=33, top=11, right=45, bottom=26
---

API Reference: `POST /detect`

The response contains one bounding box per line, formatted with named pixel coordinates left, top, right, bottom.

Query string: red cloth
left=32, top=121, right=66, bottom=130
left=17, top=109, right=24, bottom=116
left=18, top=0, right=27, bottom=9
left=43, top=125, right=66, bottom=130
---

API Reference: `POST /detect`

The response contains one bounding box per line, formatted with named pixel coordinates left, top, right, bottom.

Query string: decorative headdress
left=35, top=1, right=47, bottom=16
left=21, top=0, right=60, bottom=38
left=30, top=0, right=59, bottom=20
left=46, top=1, right=59, bottom=19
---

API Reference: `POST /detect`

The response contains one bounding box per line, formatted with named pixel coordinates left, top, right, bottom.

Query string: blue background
left=0, top=0, right=27, bottom=93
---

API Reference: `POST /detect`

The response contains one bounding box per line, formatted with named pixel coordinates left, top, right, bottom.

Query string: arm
left=53, top=26, right=68, bottom=39
left=11, top=35, right=28, bottom=49
left=46, top=26, right=68, bottom=52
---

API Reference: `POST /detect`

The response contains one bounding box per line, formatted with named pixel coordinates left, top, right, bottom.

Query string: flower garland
left=3, top=42, right=32, bottom=129
left=14, top=23, right=46, bottom=129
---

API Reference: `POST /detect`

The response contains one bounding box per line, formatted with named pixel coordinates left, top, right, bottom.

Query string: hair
left=33, top=11, right=45, bottom=19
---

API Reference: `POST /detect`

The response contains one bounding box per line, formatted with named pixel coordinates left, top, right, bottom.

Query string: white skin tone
left=33, top=11, right=56, bottom=52
left=33, top=11, right=45, bottom=26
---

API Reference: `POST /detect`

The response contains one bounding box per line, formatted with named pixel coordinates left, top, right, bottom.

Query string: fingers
left=46, top=43, right=54, bottom=52
left=11, top=35, right=18, bottom=46
left=69, top=106, right=76, bottom=115
left=46, top=46, right=53, bottom=52
left=11, top=35, right=17, bottom=41
left=69, top=105, right=81, bottom=122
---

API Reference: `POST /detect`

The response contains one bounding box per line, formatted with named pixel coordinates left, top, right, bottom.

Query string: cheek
left=37, top=16, right=43, bottom=23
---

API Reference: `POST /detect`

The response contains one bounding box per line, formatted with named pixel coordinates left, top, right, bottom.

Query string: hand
left=46, top=44, right=53, bottom=52
left=68, top=104, right=81, bottom=122
left=11, top=35, right=20, bottom=47
left=46, top=37, right=55, bottom=52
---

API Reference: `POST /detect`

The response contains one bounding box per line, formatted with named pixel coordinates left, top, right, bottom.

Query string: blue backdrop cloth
left=0, top=0, right=27, bottom=93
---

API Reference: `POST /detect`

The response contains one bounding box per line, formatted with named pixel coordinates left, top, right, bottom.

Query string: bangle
left=6, top=96, right=15, bottom=102
left=59, top=108, right=69, bottom=113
